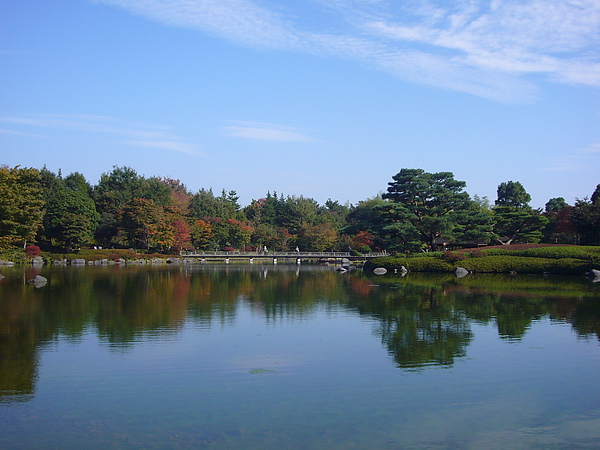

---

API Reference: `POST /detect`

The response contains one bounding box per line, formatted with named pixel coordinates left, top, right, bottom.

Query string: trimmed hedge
left=366, top=255, right=594, bottom=275
left=460, top=256, right=591, bottom=275
left=477, top=246, right=600, bottom=261
left=365, top=257, right=454, bottom=273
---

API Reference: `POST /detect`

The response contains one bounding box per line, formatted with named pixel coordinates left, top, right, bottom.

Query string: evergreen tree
left=382, top=169, right=473, bottom=250
left=43, top=173, right=100, bottom=251
left=492, top=181, right=547, bottom=244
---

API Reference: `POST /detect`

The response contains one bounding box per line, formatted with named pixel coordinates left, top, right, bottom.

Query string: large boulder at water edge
left=455, top=267, right=469, bottom=278
left=373, top=267, right=387, bottom=275
left=587, top=269, right=600, bottom=282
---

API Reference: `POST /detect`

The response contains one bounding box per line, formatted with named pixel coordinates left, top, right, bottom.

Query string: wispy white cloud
left=90, top=0, right=600, bottom=102
left=92, top=0, right=301, bottom=48
left=0, top=127, right=42, bottom=137
left=580, top=142, right=600, bottom=154
left=126, top=139, right=202, bottom=156
left=0, top=113, right=201, bottom=156
left=542, top=142, right=600, bottom=172
left=224, top=122, right=321, bottom=143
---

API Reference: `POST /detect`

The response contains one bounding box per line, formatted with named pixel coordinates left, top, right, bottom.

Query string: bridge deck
left=180, top=251, right=386, bottom=260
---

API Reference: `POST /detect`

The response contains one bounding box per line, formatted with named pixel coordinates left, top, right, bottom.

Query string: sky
left=1, top=0, right=599, bottom=209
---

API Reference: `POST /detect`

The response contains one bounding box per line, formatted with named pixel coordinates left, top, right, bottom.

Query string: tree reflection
left=0, top=265, right=598, bottom=403
left=348, top=282, right=473, bottom=369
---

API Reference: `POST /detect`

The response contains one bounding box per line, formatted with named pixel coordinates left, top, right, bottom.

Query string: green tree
left=0, top=166, right=45, bottom=249
left=492, top=181, right=547, bottom=244
left=93, top=166, right=146, bottom=215
left=206, top=218, right=253, bottom=250
left=190, top=188, right=243, bottom=220
left=250, top=223, right=282, bottom=251
left=542, top=198, right=576, bottom=243
left=571, top=186, right=600, bottom=245
left=118, top=198, right=164, bottom=249
left=296, top=222, right=338, bottom=252
left=492, top=207, right=548, bottom=244
left=452, top=199, right=495, bottom=244
left=370, top=202, right=422, bottom=252
left=545, top=197, right=568, bottom=212
left=381, top=169, right=472, bottom=250
left=190, top=219, right=213, bottom=250
left=495, top=181, right=531, bottom=208
left=43, top=174, right=100, bottom=251
left=591, top=184, right=600, bottom=205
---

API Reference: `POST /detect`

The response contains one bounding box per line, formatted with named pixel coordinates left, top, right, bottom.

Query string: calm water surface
left=1, top=264, right=599, bottom=449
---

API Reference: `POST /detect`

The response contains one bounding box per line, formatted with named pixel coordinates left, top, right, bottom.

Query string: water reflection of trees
left=0, top=266, right=598, bottom=403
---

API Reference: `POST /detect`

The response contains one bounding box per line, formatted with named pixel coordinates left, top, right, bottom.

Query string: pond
left=1, top=264, right=599, bottom=448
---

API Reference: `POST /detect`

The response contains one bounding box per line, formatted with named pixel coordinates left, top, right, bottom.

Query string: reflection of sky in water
left=1, top=266, right=599, bottom=448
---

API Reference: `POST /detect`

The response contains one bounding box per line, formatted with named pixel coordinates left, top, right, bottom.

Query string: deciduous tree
left=0, top=166, right=45, bottom=249
left=495, top=181, right=531, bottom=208
left=571, top=186, right=600, bottom=245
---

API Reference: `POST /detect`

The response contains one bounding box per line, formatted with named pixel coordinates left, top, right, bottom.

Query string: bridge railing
left=179, top=251, right=388, bottom=258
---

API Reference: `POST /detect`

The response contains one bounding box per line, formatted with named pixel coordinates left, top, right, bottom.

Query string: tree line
left=0, top=165, right=598, bottom=254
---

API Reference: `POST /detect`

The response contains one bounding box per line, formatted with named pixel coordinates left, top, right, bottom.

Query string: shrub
left=410, top=251, right=445, bottom=258
left=223, top=247, right=235, bottom=252
left=469, top=250, right=485, bottom=258
left=442, top=251, right=466, bottom=263
left=25, top=245, right=41, bottom=256
left=358, top=245, right=372, bottom=253
left=0, top=247, right=29, bottom=263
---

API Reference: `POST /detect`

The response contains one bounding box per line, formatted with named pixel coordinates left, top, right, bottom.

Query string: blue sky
left=1, top=0, right=598, bottom=209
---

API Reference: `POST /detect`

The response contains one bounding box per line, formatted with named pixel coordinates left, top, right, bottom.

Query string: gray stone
left=455, top=267, right=469, bottom=278
left=373, top=267, right=387, bottom=275
left=71, top=258, right=86, bottom=265
left=27, top=275, right=47, bottom=288
left=588, top=269, right=600, bottom=282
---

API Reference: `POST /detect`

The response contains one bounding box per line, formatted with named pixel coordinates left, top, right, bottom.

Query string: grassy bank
left=0, top=248, right=174, bottom=265
left=364, top=245, right=600, bottom=276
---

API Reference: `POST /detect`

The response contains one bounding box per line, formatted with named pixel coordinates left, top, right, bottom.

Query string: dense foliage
left=0, top=165, right=597, bottom=255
